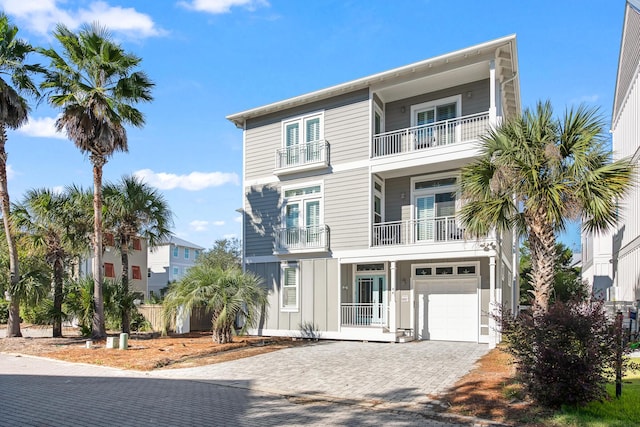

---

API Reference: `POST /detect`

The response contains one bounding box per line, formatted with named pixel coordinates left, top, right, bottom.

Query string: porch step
left=397, top=335, right=415, bottom=343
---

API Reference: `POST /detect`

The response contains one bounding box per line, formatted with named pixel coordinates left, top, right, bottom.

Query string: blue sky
left=0, top=0, right=625, bottom=251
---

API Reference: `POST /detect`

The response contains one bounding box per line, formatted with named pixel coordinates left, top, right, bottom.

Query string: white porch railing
left=372, top=216, right=464, bottom=246
left=275, top=225, right=329, bottom=252
left=275, top=140, right=329, bottom=170
left=372, top=112, right=490, bottom=158
left=341, top=303, right=387, bottom=326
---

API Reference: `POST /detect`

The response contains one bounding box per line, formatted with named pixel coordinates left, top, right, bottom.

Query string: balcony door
left=285, top=199, right=320, bottom=246
left=415, top=192, right=456, bottom=242
left=411, top=95, right=461, bottom=147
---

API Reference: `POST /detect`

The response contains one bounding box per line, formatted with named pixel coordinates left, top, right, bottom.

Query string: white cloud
left=570, top=94, right=600, bottom=104
left=0, top=0, right=163, bottom=38
left=178, top=0, right=269, bottom=14
left=213, top=220, right=225, bottom=226
left=134, top=169, right=239, bottom=191
left=6, top=165, right=15, bottom=181
left=190, top=220, right=209, bottom=232
left=17, top=116, right=67, bottom=140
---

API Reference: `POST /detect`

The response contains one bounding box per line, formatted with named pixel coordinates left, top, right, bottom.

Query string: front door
left=355, top=275, right=386, bottom=325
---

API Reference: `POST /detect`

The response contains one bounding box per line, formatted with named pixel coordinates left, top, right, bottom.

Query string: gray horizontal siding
left=325, top=167, right=370, bottom=250
left=245, top=184, right=281, bottom=257
left=245, top=89, right=370, bottom=181
left=385, top=79, right=490, bottom=132
left=384, top=176, right=411, bottom=222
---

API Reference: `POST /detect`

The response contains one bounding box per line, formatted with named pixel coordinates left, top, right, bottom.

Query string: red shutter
left=132, top=265, right=142, bottom=280
left=104, top=263, right=115, bottom=278
left=133, top=238, right=142, bottom=251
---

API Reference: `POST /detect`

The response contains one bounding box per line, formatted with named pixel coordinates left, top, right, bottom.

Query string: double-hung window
left=282, top=112, right=324, bottom=167
left=281, top=263, right=299, bottom=311
left=282, top=184, right=323, bottom=249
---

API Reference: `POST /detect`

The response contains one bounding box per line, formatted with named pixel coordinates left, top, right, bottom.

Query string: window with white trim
left=282, top=112, right=324, bottom=165
left=173, top=246, right=179, bottom=257
left=184, top=248, right=190, bottom=259
left=281, top=264, right=299, bottom=311
left=281, top=184, right=323, bottom=247
left=410, top=95, right=462, bottom=146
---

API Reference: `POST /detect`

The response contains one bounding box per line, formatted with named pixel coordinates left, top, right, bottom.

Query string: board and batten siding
left=247, top=259, right=339, bottom=333
left=244, top=88, right=370, bottom=181
left=385, top=79, right=490, bottom=132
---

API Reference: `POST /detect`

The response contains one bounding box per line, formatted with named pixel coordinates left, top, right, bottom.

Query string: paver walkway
left=152, top=340, right=490, bottom=410
left=0, top=352, right=480, bottom=426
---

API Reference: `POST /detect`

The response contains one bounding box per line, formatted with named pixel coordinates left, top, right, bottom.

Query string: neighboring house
left=77, top=234, right=149, bottom=298
left=147, top=236, right=205, bottom=297
left=228, top=36, right=521, bottom=346
left=581, top=230, right=614, bottom=300
left=611, top=0, right=640, bottom=305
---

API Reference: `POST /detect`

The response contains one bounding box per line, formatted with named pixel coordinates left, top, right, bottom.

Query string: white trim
left=280, top=180, right=325, bottom=234
left=409, top=94, right=462, bottom=127
left=245, top=255, right=280, bottom=264
left=281, top=110, right=325, bottom=146
left=246, top=327, right=397, bottom=342
left=411, top=261, right=480, bottom=278
left=280, top=262, right=299, bottom=312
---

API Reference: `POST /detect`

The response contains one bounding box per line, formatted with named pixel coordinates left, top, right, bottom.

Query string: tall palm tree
left=459, top=101, right=633, bottom=316
left=163, top=266, right=268, bottom=344
left=40, top=24, right=154, bottom=339
left=13, top=188, right=93, bottom=337
left=103, top=175, right=172, bottom=333
left=0, top=13, right=41, bottom=337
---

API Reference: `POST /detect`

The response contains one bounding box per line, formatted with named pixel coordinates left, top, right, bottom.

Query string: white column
left=389, top=261, right=397, bottom=336
left=488, top=256, right=497, bottom=349
left=489, top=59, right=497, bottom=126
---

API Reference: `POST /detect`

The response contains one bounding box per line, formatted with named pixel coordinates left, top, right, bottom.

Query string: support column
left=489, top=59, right=497, bottom=126
left=389, top=261, right=397, bottom=336
left=488, top=256, right=497, bottom=349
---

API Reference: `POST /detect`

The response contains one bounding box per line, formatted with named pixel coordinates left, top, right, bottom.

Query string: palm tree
left=103, top=175, right=172, bottom=333
left=163, top=266, right=268, bottom=344
left=0, top=13, right=41, bottom=337
left=13, top=188, right=92, bottom=337
left=40, top=24, right=154, bottom=339
left=459, top=101, right=633, bottom=316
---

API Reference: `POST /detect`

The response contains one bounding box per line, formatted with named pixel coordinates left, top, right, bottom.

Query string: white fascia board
left=226, top=35, right=517, bottom=127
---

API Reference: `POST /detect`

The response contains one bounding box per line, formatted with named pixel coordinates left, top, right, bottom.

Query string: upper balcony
left=274, top=140, right=330, bottom=176
left=372, top=112, right=489, bottom=158
left=370, top=111, right=491, bottom=175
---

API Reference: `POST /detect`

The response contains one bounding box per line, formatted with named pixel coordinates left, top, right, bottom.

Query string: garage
left=415, top=277, right=479, bottom=342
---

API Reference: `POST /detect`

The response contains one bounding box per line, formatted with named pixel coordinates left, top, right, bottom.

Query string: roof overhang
left=227, top=34, right=520, bottom=128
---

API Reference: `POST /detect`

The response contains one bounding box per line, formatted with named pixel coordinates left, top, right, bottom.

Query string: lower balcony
left=341, top=303, right=387, bottom=326
left=372, top=217, right=464, bottom=247
left=274, top=224, right=330, bottom=253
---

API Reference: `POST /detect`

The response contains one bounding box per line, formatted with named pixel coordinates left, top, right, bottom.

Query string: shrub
left=0, top=299, right=8, bottom=324
left=501, top=299, right=621, bottom=408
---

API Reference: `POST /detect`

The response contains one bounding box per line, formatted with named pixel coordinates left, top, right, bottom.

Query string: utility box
left=106, top=336, right=119, bottom=349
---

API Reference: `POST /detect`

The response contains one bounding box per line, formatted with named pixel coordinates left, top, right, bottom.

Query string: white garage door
left=415, top=278, right=478, bottom=342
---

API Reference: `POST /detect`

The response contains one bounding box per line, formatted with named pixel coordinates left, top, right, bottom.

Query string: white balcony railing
left=341, top=303, right=387, bottom=326
left=275, top=224, right=329, bottom=252
left=372, top=112, right=490, bottom=158
left=372, top=216, right=464, bottom=246
left=275, top=140, right=329, bottom=170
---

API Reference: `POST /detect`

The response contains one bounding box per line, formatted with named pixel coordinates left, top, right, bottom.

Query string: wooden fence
left=137, top=304, right=212, bottom=333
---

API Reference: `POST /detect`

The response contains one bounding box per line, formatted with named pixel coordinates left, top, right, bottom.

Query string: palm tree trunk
left=527, top=212, right=556, bottom=317
left=0, top=126, right=21, bottom=337
left=52, top=256, right=64, bottom=337
left=91, top=154, right=106, bottom=339
left=120, top=239, right=130, bottom=334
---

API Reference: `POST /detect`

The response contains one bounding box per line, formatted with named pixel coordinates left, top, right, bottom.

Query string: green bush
left=0, top=299, right=8, bottom=324
left=20, top=298, right=55, bottom=325
left=501, top=299, right=622, bottom=408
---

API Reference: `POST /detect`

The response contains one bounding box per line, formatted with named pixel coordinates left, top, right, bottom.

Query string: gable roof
left=227, top=35, right=519, bottom=128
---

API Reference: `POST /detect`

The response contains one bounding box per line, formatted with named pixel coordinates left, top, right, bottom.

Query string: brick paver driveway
left=153, top=340, right=490, bottom=409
